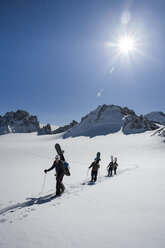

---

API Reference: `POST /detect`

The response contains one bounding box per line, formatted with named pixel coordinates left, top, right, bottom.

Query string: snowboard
left=55, top=143, right=65, bottom=161
left=88, top=180, right=96, bottom=185
left=114, top=157, right=117, bottom=163
left=55, top=143, right=71, bottom=176
left=96, top=152, right=101, bottom=162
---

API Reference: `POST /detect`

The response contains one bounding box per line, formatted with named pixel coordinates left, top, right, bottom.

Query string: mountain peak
left=64, top=104, right=159, bottom=138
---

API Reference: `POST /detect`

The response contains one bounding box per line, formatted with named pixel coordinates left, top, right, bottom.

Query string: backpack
left=113, top=162, right=118, bottom=169
left=64, top=162, right=71, bottom=176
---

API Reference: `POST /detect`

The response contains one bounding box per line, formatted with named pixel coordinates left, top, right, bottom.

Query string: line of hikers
left=44, top=155, right=118, bottom=196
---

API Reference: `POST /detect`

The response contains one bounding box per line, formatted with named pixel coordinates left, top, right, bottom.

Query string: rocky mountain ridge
left=63, top=104, right=160, bottom=138
left=0, top=110, right=77, bottom=136
left=52, top=120, right=78, bottom=134
left=144, top=112, right=165, bottom=125
left=1, top=106, right=164, bottom=137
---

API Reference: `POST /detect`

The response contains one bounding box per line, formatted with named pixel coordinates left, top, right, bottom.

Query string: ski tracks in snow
left=0, top=163, right=139, bottom=223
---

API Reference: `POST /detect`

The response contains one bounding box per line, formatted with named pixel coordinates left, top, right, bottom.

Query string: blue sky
left=0, top=0, right=165, bottom=125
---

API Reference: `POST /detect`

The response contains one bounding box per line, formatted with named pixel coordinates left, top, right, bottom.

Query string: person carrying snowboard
left=107, top=155, right=114, bottom=177
left=89, top=158, right=100, bottom=182
left=44, top=155, right=65, bottom=196
left=113, top=157, right=118, bottom=175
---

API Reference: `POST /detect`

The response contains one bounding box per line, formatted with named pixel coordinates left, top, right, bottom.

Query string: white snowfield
left=0, top=131, right=165, bottom=248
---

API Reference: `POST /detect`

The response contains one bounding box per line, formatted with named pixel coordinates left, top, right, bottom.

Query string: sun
left=105, top=32, right=141, bottom=62
left=118, top=36, right=136, bottom=54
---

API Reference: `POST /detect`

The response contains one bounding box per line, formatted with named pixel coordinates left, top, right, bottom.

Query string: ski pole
left=84, top=168, right=89, bottom=184
left=99, top=169, right=101, bottom=183
left=41, top=173, right=47, bottom=195
left=65, top=186, right=70, bottom=195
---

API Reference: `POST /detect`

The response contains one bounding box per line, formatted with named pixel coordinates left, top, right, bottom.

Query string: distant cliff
left=0, top=110, right=40, bottom=135
left=144, top=112, right=165, bottom=125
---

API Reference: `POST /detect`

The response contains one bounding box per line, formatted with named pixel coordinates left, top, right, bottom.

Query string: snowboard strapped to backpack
left=55, top=143, right=71, bottom=176
left=96, top=152, right=101, bottom=163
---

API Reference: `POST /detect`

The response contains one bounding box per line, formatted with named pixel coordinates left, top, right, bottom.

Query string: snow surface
left=0, top=131, right=165, bottom=248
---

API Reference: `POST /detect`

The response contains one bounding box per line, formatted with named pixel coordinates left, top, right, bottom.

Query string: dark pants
left=108, top=168, right=113, bottom=176
left=114, top=165, right=117, bottom=175
left=56, top=174, right=65, bottom=195
left=91, top=170, right=98, bottom=182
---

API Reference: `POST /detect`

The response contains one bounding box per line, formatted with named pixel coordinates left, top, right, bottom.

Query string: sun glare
left=105, top=30, right=141, bottom=63
left=118, top=36, right=136, bottom=54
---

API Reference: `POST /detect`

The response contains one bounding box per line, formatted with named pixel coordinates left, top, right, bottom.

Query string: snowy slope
left=0, top=132, right=165, bottom=248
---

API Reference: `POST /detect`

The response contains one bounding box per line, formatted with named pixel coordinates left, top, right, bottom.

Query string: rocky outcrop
left=123, top=115, right=158, bottom=134
left=0, top=110, right=40, bottom=135
left=152, top=126, right=165, bottom=137
left=38, top=124, right=52, bottom=135
left=145, top=111, right=165, bottom=125
left=52, top=120, right=78, bottom=134
left=152, top=126, right=165, bottom=142
left=63, top=105, right=159, bottom=138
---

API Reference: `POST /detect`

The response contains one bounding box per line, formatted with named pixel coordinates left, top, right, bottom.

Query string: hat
left=55, top=155, right=60, bottom=160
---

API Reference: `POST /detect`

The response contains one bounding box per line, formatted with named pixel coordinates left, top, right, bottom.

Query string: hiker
left=113, top=157, right=118, bottom=175
left=44, top=155, right=65, bottom=196
left=107, top=155, right=114, bottom=176
left=89, top=158, right=100, bottom=182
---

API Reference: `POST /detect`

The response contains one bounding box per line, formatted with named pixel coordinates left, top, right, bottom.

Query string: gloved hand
left=44, top=169, right=47, bottom=173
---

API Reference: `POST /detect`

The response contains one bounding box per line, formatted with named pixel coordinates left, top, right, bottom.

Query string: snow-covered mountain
left=64, top=105, right=159, bottom=138
left=1, top=107, right=164, bottom=138
left=144, top=111, right=165, bottom=125
left=0, top=110, right=40, bottom=135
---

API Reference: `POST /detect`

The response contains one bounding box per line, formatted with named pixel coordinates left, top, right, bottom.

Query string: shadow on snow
left=0, top=193, right=59, bottom=216
left=0, top=164, right=139, bottom=216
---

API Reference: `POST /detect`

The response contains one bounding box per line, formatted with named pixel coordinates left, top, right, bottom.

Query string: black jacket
left=89, top=161, right=100, bottom=172
left=107, top=162, right=113, bottom=170
left=47, top=160, right=65, bottom=176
